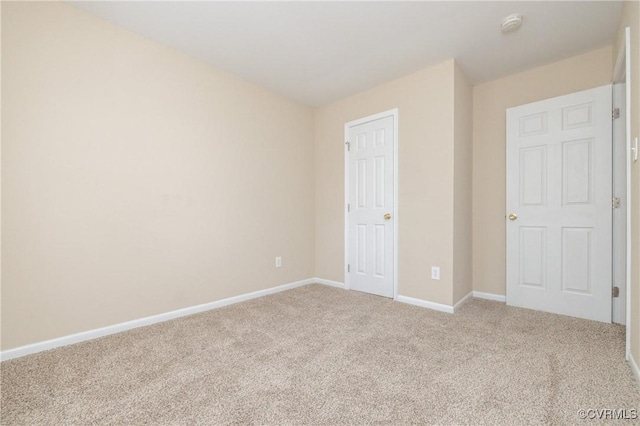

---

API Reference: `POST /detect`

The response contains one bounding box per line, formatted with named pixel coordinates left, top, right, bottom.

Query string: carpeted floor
left=1, top=284, right=639, bottom=425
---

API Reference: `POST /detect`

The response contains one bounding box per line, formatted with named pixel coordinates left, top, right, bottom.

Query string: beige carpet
left=1, top=284, right=639, bottom=425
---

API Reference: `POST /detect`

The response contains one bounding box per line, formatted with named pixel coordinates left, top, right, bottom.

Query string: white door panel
left=347, top=113, right=395, bottom=298
left=506, top=85, right=612, bottom=323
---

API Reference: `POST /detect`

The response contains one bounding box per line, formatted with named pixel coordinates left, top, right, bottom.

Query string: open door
left=506, top=85, right=612, bottom=323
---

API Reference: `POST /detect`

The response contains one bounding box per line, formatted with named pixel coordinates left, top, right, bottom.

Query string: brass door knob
left=508, top=213, right=518, bottom=221
left=384, top=213, right=392, bottom=220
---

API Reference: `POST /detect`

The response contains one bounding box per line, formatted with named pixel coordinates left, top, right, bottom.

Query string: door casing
left=613, top=26, right=632, bottom=359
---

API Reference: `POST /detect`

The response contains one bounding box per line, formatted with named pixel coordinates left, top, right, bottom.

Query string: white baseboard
left=396, top=292, right=504, bottom=314
left=629, top=351, right=640, bottom=385
left=453, top=291, right=473, bottom=312
left=396, top=295, right=454, bottom=314
left=472, top=291, right=506, bottom=302
left=313, top=278, right=346, bottom=289
left=1, top=278, right=315, bottom=362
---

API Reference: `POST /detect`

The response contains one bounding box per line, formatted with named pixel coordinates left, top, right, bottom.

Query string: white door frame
left=612, top=82, right=627, bottom=325
left=613, top=27, right=631, bottom=360
left=344, top=108, right=399, bottom=299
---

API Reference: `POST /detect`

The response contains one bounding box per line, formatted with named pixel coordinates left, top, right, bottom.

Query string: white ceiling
left=70, top=1, right=623, bottom=107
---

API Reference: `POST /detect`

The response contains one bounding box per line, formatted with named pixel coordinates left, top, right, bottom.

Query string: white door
left=506, top=85, right=612, bottom=323
left=346, top=111, right=396, bottom=298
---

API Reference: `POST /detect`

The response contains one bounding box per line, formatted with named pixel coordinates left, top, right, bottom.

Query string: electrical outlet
left=275, top=257, right=282, bottom=268
left=431, top=267, right=440, bottom=280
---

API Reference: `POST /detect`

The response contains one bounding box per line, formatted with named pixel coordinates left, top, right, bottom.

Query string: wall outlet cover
left=431, top=267, right=440, bottom=280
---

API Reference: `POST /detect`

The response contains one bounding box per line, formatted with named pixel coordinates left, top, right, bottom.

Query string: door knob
left=384, top=213, right=392, bottom=220
left=508, top=213, right=518, bottom=221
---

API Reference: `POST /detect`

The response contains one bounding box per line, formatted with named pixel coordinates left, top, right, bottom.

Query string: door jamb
left=612, top=27, right=631, bottom=360
left=612, top=83, right=627, bottom=325
left=344, top=108, right=399, bottom=299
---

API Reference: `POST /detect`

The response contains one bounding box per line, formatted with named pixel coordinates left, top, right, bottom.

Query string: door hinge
left=612, top=286, right=620, bottom=297
left=612, top=197, right=621, bottom=208
left=347, top=264, right=351, bottom=273
left=345, top=141, right=350, bottom=151
left=612, top=108, right=620, bottom=120
left=347, top=203, right=350, bottom=212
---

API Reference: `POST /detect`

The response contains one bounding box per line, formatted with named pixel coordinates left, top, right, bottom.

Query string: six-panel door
left=348, top=115, right=395, bottom=298
left=506, top=85, right=612, bottom=322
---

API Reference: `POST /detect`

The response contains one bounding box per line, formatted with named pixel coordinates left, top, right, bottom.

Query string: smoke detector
left=501, top=14, right=523, bottom=34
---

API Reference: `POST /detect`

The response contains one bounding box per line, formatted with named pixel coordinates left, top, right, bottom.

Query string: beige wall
left=472, top=47, right=614, bottom=297
left=453, top=64, right=473, bottom=305
left=3, top=0, right=634, bottom=364
left=615, top=0, right=640, bottom=367
left=314, top=59, right=473, bottom=307
left=1, top=2, right=315, bottom=350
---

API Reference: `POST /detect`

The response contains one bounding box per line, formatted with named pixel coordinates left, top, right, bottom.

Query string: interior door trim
left=613, top=26, right=631, bottom=360
left=344, top=108, right=399, bottom=299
